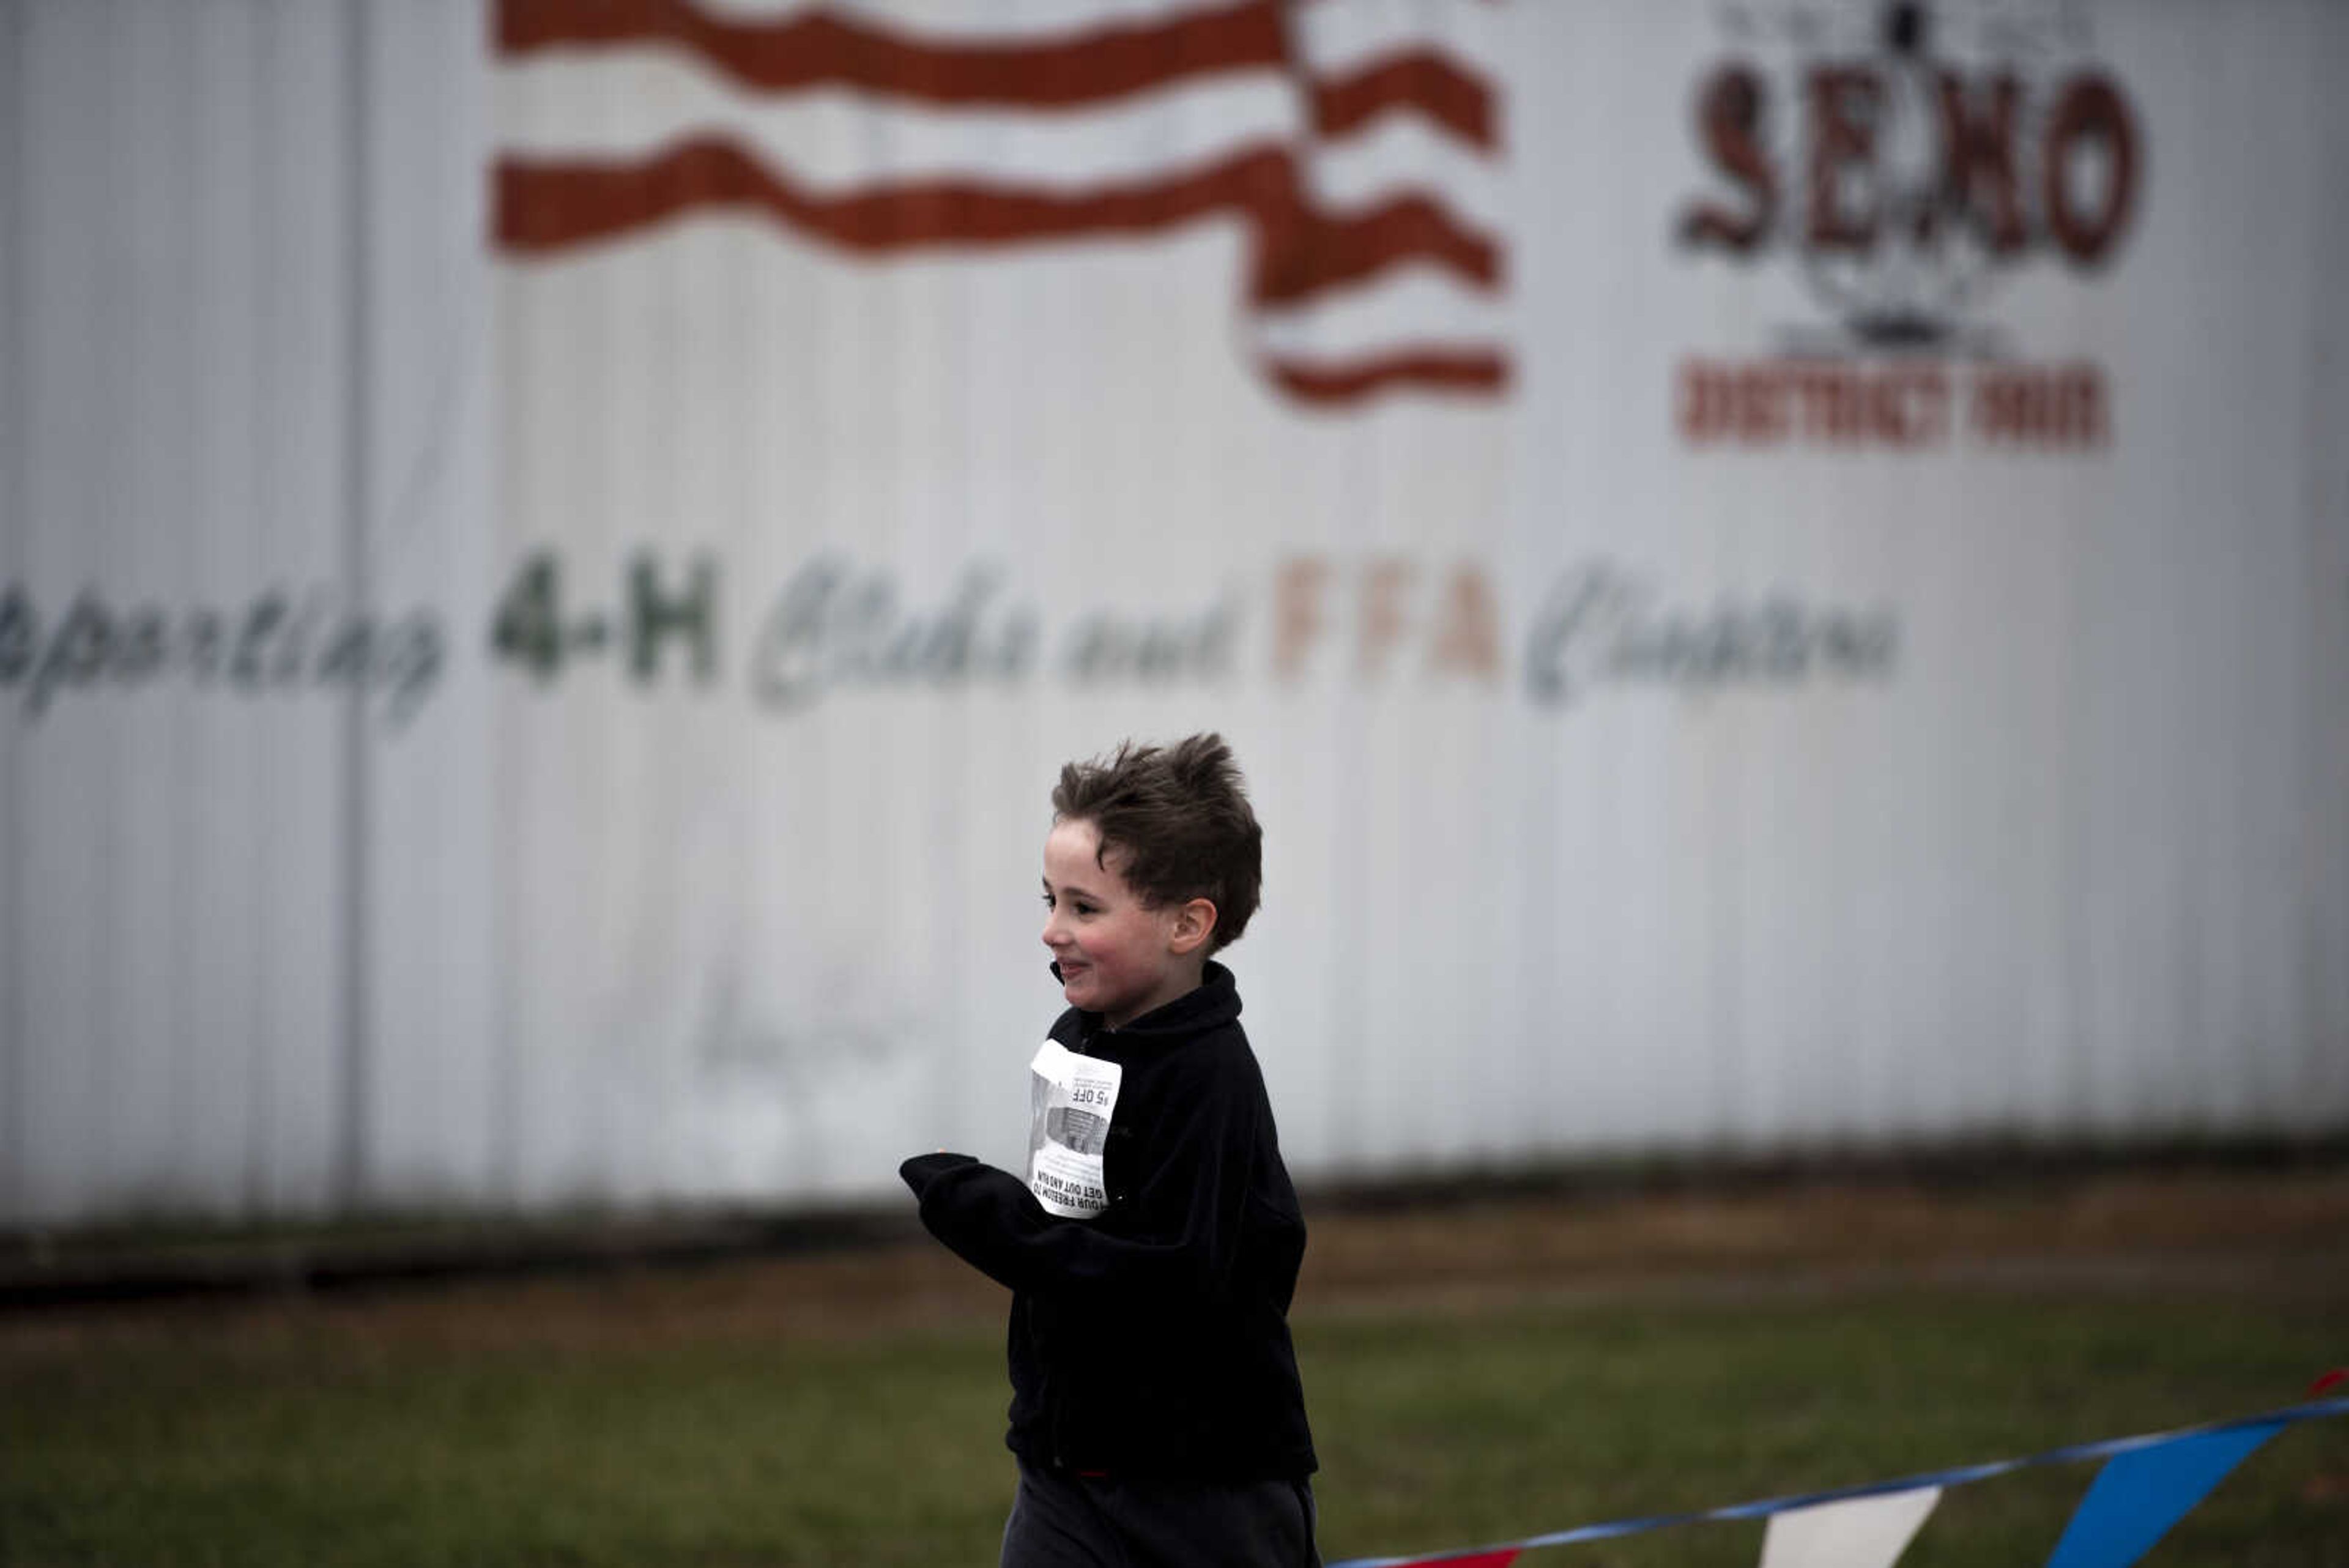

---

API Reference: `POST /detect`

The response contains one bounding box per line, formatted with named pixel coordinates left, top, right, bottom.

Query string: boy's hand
left=899, top=1150, right=979, bottom=1200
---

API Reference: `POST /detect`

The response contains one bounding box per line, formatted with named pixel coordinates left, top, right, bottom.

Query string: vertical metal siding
left=1, top=0, right=2344, bottom=1224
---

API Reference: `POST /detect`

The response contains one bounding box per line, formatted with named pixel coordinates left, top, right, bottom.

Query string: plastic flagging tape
left=1327, top=1395, right=2349, bottom=1568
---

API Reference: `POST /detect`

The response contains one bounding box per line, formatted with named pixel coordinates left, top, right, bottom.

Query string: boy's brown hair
left=1051, top=733, right=1263, bottom=953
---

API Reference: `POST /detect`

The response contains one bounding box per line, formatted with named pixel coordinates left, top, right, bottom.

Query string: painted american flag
left=492, top=0, right=1510, bottom=406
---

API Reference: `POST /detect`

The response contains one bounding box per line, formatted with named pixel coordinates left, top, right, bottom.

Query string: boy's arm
left=899, top=1053, right=1260, bottom=1302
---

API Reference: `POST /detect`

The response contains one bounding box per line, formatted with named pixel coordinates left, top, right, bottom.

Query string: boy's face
left=1041, top=817, right=1210, bottom=1029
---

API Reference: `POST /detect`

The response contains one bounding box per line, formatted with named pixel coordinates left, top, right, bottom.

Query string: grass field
left=4, top=1166, right=2346, bottom=1567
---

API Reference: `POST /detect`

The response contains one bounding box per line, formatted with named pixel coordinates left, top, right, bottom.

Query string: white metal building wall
left=2, top=0, right=493, bottom=1219
left=2, top=0, right=2344, bottom=1225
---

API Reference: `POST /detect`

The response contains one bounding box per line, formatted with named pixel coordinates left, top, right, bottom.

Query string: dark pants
left=1000, top=1462, right=1320, bottom=1568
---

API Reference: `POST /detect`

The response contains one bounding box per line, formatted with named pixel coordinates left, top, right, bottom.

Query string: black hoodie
left=899, top=962, right=1317, bottom=1480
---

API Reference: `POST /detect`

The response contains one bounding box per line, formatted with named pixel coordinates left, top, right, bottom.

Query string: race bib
left=1026, top=1041, right=1124, bottom=1218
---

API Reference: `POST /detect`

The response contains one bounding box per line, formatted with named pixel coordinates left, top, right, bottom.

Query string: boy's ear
left=1167, top=897, right=1218, bottom=956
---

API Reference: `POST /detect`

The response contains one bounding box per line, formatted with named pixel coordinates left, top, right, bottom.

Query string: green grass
left=3, top=1281, right=2344, bottom=1566
left=1305, top=1293, right=2347, bottom=1567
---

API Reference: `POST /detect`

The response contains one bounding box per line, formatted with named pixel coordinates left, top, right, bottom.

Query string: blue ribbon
left=1327, top=1396, right=2349, bottom=1568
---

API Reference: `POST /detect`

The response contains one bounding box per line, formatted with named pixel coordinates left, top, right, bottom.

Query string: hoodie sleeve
left=899, top=1042, right=1262, bottom=1304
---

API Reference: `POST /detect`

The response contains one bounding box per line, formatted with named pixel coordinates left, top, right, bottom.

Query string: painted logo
left=1674, top=0, right=2142, bottom=450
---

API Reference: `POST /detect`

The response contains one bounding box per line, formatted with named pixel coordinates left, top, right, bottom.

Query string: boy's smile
left=1041, top=818, right=1210, bottom=1029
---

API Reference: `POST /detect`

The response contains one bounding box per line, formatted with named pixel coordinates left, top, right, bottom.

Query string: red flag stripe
left=495, top=138, right=1292, bottom=253
left=1250, top=191, right=1501, bottom=305
left=1309, top=50, right=1497, bottom=149
left=494, top=138, right=1502, bottom=307
left=1263, top=347, right=1510, bottom=404
left=496, top=0, right=1287, bottom=108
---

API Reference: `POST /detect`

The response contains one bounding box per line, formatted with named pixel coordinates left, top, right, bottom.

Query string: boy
left=899, top=734, right=1319, bottom=1568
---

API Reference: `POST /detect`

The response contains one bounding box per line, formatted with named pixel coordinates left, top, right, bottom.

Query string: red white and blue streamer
left=1329, top=1395, right=2349, bottom=1568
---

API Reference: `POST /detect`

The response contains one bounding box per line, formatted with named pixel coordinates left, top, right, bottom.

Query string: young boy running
left=900, top=734, right=1319, bottom=1568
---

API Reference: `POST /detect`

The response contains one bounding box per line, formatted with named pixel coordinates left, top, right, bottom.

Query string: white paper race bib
left=1026, top=1040, right=1124, bottom=1218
